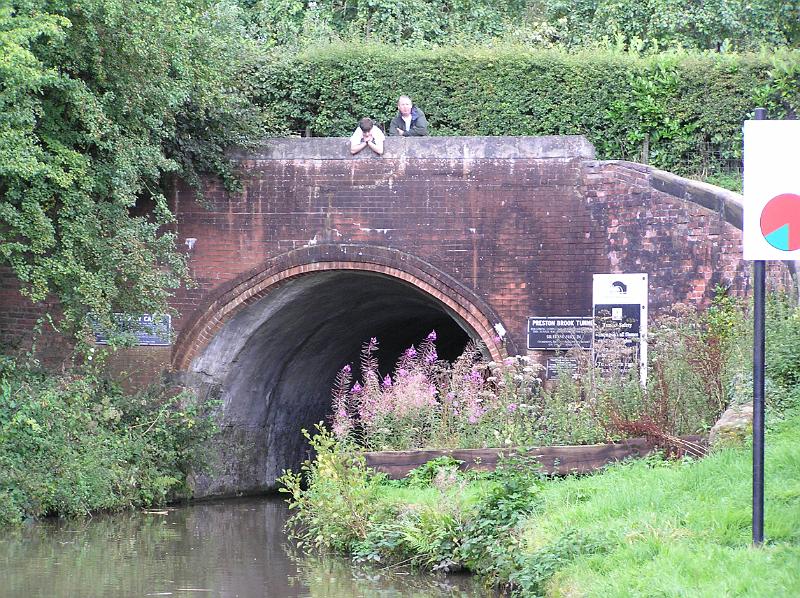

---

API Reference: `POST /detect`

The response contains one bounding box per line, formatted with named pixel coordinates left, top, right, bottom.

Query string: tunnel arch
left=174, top=245, right=508, bottom=496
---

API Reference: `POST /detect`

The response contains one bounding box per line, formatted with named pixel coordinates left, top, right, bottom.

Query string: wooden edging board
left=362, top=436, right=704, bottom=479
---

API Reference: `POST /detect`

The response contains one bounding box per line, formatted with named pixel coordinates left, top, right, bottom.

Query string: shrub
left=0, top=358, right=217, bottom=526
left=326, top=308, right=755, bottom=452
left=329, top=333, right=555, bottom=450
left=516, top=293, right=760, bottom=458
left=765, top=293, right=800, bottom=414
left=256, top=44, right=799, bottom=183
left=280, top=424, right=389, bottom=552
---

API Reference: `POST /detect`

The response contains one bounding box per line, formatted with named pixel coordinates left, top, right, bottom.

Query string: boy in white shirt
left=350, top=117, right=385, bottom=155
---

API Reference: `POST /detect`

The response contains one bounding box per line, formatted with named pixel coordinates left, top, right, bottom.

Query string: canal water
left=0, top=497, right=489, bottom=597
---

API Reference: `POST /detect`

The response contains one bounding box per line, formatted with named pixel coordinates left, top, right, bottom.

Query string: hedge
left=254, top=44, right=800, bottom=178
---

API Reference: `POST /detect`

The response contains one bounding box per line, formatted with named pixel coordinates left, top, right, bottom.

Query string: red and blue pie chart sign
left=760, top=193, right=800, bottom=252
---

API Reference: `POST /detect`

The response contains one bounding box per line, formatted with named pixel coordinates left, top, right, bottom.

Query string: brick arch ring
left=171, top=244, right=511, bottom=371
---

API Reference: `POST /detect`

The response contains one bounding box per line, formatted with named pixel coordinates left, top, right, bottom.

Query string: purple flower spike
left=427, top=330, right=437, bottom=341
left=405, top=346, right=417, bottom=358
left=382, top=375, right=392, bottom=388
left=342, top=364, right=351, bottom=373
left=468, top=415, right=478, bottom=424
left=507, top=403, right=518, bottom=413
left=351, top=382, right=363, bottom=394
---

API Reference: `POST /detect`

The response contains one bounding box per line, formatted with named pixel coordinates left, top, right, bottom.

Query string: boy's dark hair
left=359, top=117, right=374, bottom=132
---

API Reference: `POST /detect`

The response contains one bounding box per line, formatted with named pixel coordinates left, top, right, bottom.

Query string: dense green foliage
left=243, top=0, right=527, bottom=47
left=0, top=358, right=217, bottom=526
left=0, top=1, right=266, bottom=342
left=255, top=44, right=799, bottom=179
left=766, top=294, right=800, bottom=414
left=238, top=0, right=799, bottom=51
left=536, top=0, right=799, bottom=52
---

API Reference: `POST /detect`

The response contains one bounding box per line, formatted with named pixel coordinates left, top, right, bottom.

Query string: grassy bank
left=517, top=414, right=800, bottom=596
left=0, top=357, right=216, bottom=526
left=282, top=412, right=800, bottom=596
left=282, top=292, right=800, bottom=594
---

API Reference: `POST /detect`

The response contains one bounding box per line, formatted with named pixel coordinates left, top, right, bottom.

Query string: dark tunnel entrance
left=186, top=270, right=483, bottom=497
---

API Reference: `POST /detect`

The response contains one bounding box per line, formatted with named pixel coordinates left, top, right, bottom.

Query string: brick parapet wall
left=581, top=160, right=793, bottom=307
left=580, top=160, right=749, bottom=309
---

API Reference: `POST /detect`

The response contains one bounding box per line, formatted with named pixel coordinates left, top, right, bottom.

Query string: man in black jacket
left=389, top=95, right=429, bottom=136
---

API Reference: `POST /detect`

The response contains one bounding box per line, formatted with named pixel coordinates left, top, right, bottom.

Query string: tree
left=538, top=0, right=799, bottom=51
left=243, top=0, right=527, bottom=46
left=0, top=1, right=266, bottom=345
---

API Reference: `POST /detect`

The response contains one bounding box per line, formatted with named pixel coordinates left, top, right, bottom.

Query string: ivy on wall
left=0, top=1, right=266, bottom=344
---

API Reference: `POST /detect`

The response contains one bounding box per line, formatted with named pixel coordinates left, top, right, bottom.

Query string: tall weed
left=280, top=424, right=389, bottom=552
left=329, top=334, right=548, bottom=450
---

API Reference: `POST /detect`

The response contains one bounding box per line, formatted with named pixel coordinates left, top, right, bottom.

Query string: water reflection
left=0, top=497, right=489, bottom=597
left=289, top=553, right=486, bottom=597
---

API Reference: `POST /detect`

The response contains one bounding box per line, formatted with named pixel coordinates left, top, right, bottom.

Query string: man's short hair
left=359, top=117, right=374, bottom=132
left=398, top=95, right=412, bottom=104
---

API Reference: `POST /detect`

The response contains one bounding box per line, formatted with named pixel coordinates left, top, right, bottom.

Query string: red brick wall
left=581, top=160, right=791, bottom=306
left=0, top=268, right=72, bottom=368
left=1, top=137, right=792, bottom=376
left=170, top=153, right=608, bottom=359
left=582, top=160, right=747, bottom=307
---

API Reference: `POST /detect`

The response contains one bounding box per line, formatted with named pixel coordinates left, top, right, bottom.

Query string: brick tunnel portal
left=185, top=269, right=481, bottom=497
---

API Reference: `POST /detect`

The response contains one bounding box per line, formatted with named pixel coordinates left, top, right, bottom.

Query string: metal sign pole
left=752, top=107, right=767, bottom=546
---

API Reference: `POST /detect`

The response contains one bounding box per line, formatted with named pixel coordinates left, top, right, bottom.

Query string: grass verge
left=282, top=414, right=800, bottom=596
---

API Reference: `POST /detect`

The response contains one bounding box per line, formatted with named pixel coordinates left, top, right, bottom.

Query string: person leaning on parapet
left=350, top=117, right=385, bottom=155
left=389, top=95, right=428, bottom=136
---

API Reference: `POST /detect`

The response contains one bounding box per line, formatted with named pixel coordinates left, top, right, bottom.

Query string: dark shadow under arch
left=174, top=248, right=509, bottom=497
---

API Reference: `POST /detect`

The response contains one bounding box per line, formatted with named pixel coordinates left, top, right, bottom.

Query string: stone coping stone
left=587, top=159, right=745, bottom=230
left=234, top=135, right=596, bottom=161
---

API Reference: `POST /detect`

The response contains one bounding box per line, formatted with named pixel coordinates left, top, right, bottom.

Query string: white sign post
left=743, top=120, right=800, bottom=260
left=743, top=115, right=800, bottom=546
left=592, top=273, right=648, bottom=386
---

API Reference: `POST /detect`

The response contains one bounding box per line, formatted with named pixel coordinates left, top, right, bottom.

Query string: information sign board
left=592, top=274, right=648, bottom=385
left=546, top=356, right=579, bottom=380
left=527, top=317, right=593, bottom=350
left=93, top=314, right=172, bottom=346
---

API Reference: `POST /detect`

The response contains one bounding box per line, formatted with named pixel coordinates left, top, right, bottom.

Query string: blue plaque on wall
left=92, top=314, right=172, bottom=346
